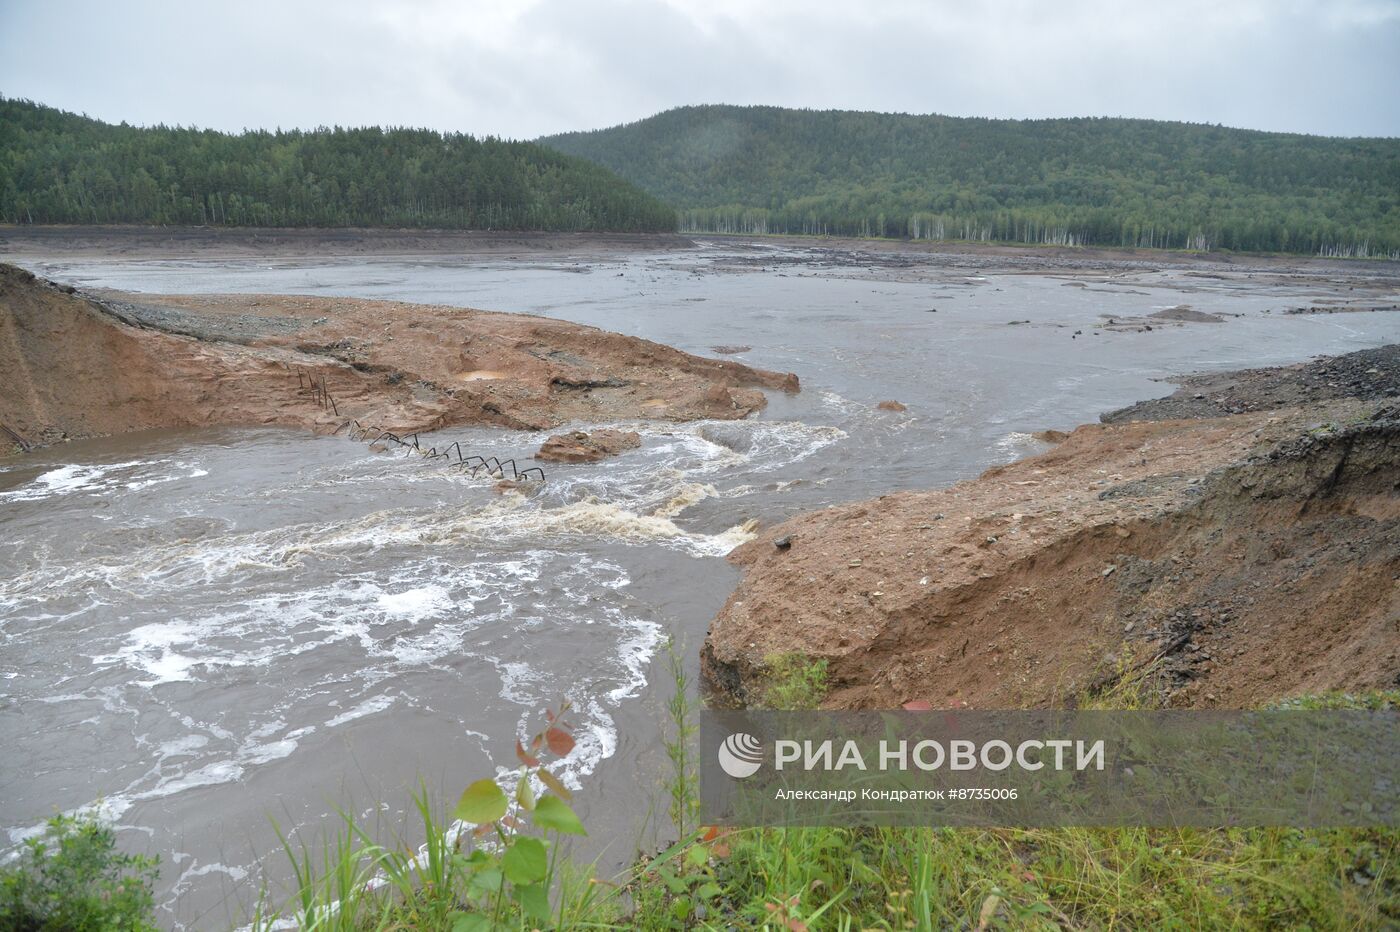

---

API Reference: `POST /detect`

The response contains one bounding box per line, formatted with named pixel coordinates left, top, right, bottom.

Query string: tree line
left=543, top=105, right=1400, bottom=257
left=0, top=98, right=676, bottom=233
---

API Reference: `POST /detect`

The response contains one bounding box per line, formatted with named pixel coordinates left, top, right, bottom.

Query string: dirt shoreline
left=0, top=225, right=698, bottom=261
left=4, top=225, right=1399, bottom=277
left=703, top=346, right=1400, bottom=711
left=0, top=264, right=797, bottom=451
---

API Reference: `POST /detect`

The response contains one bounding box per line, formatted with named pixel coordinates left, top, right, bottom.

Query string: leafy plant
left=253, top=702, right=605, bottom=931
left=0, top=813, right=159, bottom=932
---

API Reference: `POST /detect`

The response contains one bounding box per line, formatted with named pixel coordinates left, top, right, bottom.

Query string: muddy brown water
left=3, top=242, right=1399, bottom=928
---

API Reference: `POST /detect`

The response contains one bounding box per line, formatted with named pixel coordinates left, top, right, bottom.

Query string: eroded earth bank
left=0, top=262, right=797, bottom=450
left=704, top=346, right=1400, bottom=710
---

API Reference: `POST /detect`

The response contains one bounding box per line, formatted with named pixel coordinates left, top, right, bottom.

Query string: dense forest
left=542, top=105, right=1400, bottom=257
left=0, top=98, right=676, bottom=232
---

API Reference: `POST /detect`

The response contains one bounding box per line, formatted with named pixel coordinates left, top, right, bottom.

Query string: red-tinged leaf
left=538, top=768, right=573, bottom=801
left=472, top=823, right=493, bottom=837
left=531, top=733, right=543, bottom=751
left=515, top=739, right=540, bottom=767
left=499, top=814, right=520, bottom=831
left=545, top=708, right=555, bottom=723
left=902, top=700, right=933, bottom=711
left=545, top=726, right=576, bottom=757
left=787, top=920, right=808, bottom=932
left=701, top=825, right=720, bottom=842
left=765, top=903, right=780, bottom=913
left=711, top=842, right=730, bottom=859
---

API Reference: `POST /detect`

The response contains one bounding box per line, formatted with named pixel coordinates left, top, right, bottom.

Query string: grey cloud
left=1, top=0, right=1395, bottom=137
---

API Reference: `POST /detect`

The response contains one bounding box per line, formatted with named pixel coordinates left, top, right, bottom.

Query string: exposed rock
left=1032, top=429, right=1070, bottom=444
left=877, top=400, right=908, bottom=412
left=710, top=344, right=752, bottom=355
left=536, top=428, right=642, bottom=463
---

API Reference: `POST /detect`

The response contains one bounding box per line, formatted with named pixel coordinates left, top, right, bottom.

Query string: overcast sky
left=2, top=0, right=1397, bottom=139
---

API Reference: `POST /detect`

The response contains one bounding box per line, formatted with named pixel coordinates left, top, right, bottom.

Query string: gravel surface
left=98, top=298, right=310, bottom=344
left=1102, top=344, right=1400, bottom=422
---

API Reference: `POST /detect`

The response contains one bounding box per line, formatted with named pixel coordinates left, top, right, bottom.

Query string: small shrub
left=760, top=653, right=828, bottom=710
left=0, top=813, right=158, bottom=932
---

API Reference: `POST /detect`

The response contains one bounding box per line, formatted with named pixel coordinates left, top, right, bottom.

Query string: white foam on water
left=0, top=459, right=208, bottom=504
left=92, top=621, right=204, bottom=685
left=0, top=418, right=847, bottom=609
left=1, top=406, right=854, bottom=920
left=0, top=464, right=127, bottom=502
left=326, top=694, right=395, bottom=728
left=993, top=431, right=1050, bottom=462
left=376, top=585, right=451, bottom=617
left=157, top=735, right=210, bottom=759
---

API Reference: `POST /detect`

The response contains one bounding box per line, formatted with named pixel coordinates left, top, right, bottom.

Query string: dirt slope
left=0, top=264, right=797, bottom=448
left=703, top=358, right=1400, bottom=711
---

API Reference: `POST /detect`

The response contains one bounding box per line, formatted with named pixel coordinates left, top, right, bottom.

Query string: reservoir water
left=3, top=241, right=1398, bottom=928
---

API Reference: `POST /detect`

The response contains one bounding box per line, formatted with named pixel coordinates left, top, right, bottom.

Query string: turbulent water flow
left=3, top=243, right=1399, bottom=928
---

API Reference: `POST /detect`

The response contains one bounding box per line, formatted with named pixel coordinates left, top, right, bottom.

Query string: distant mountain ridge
left=0, top=98, right=676, bottom=233
left=541, top=104, right=1400, bottom=256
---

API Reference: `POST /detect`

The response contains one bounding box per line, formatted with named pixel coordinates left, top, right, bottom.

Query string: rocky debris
left=1103, top=344, right=1400, bottom=423
left=0, top=264, right=800, bottom=449
left=536, top=428, right=642, bottom=463
left=1032, top=429, right=1070, bottom=444
left=1095, top=309, right=1231, bottom=333
left=710, top=344, right=752, bottom=355
left=877, top=400, right=908, bottom=412
left=1149, top=306, right=1224, bottom=323
left=1284, top=304, right=1400, bottom=315
left=702, top=369, right=1400, bottom=711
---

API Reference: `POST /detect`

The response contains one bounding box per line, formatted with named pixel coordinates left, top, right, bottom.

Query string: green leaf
left=466, top=868, right=503, bottom=898
left=657, top=866, right=687, bottom=895
left=685, top=844, right=710, bottom=868
left=450, top=913, right=492, bottom=932
left=501, top=837, right=548, bottom=886
left=531, top=795, right=586, bottom=835
left=516, top=773, right=536, bottom=811
left=516, top=881, right=551, bottom=921
left=454, top=779, right=507, bottom=824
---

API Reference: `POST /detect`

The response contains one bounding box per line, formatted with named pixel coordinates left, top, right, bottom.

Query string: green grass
left=238, top=682, right=1396, bottom=930
left=759, top=653, right=829, bottom=712
left=9, top=686, right=1394, bottom=929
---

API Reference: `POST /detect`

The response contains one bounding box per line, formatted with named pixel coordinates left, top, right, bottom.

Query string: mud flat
left=0, top=225, right=697, bottom=261
left=703, top=345, right=1400, bottom=710
left=0, top=263, right=797, bottom=450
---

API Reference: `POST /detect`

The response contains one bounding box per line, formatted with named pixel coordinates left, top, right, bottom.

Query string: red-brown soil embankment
left=703, top=351, right=1400, bottom=710
left=0, top=263, right=797, bottom=449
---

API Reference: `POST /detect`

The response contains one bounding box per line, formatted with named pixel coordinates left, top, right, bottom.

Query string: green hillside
left=541, top=105, right=1400, bottom=256
left=0, top=98, right=676, bottom=232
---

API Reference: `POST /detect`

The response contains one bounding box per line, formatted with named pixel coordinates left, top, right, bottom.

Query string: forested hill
left=541, top=105, right=1400, bottom=256
left=0, top=99, right=676, bottom=232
